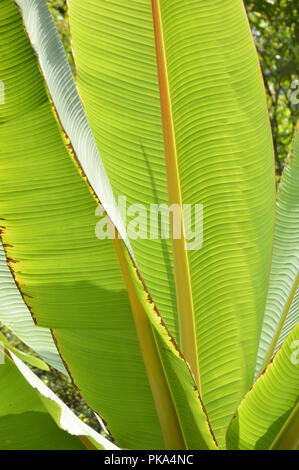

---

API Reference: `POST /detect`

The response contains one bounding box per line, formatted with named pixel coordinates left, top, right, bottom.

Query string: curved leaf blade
left=256, top=123, right=299, bottom=377
left=0, top=348, right=116, bottom=450
left=227, top=324, right=299, bottom=450
left=275, top=286, right=299, bottom=355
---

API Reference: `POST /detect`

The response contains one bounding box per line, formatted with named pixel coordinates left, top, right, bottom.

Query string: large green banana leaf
left=0, top=0, right=217, bottom=450
left=0, top=346, right=117, bottom=450
left=0, top=239, right=66, bottom=374
left=227, top=323, right=299, bottom=450
left=66, top=0, right=275, bottom=446
left=1, top=0, right=276, bottom=448
left=255, top=123, right=299, bottom=377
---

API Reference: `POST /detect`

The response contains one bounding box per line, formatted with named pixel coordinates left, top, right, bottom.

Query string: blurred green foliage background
left=245, top=0, right=299, bottom=176
left=2, top=0, right=297, bottom=434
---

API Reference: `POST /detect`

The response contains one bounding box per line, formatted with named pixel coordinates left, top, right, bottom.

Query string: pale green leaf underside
left=256, top=124, right=299, bottom=378
left=227, top=323, right=299, bottom=450
left=0, top=240, right=66, bottom=374
left=14, top=0, right=130, bottom=251
left=0, top=354, right=84, bottom=450
left=68, top=0, right=275, bottom=446
left=275, top=286, right=299, bottom=354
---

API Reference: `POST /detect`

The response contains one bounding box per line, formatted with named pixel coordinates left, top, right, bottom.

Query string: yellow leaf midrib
left=113, top=234, right=186, bottom=450
left=151, top=0, right=200, bottom=389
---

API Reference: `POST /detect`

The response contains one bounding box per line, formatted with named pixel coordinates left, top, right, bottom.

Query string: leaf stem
left=113, top=234, right=185, bottom=450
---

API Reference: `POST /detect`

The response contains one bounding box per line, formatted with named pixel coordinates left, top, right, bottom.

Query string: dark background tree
left=245, top=0, right=299, bottom=176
